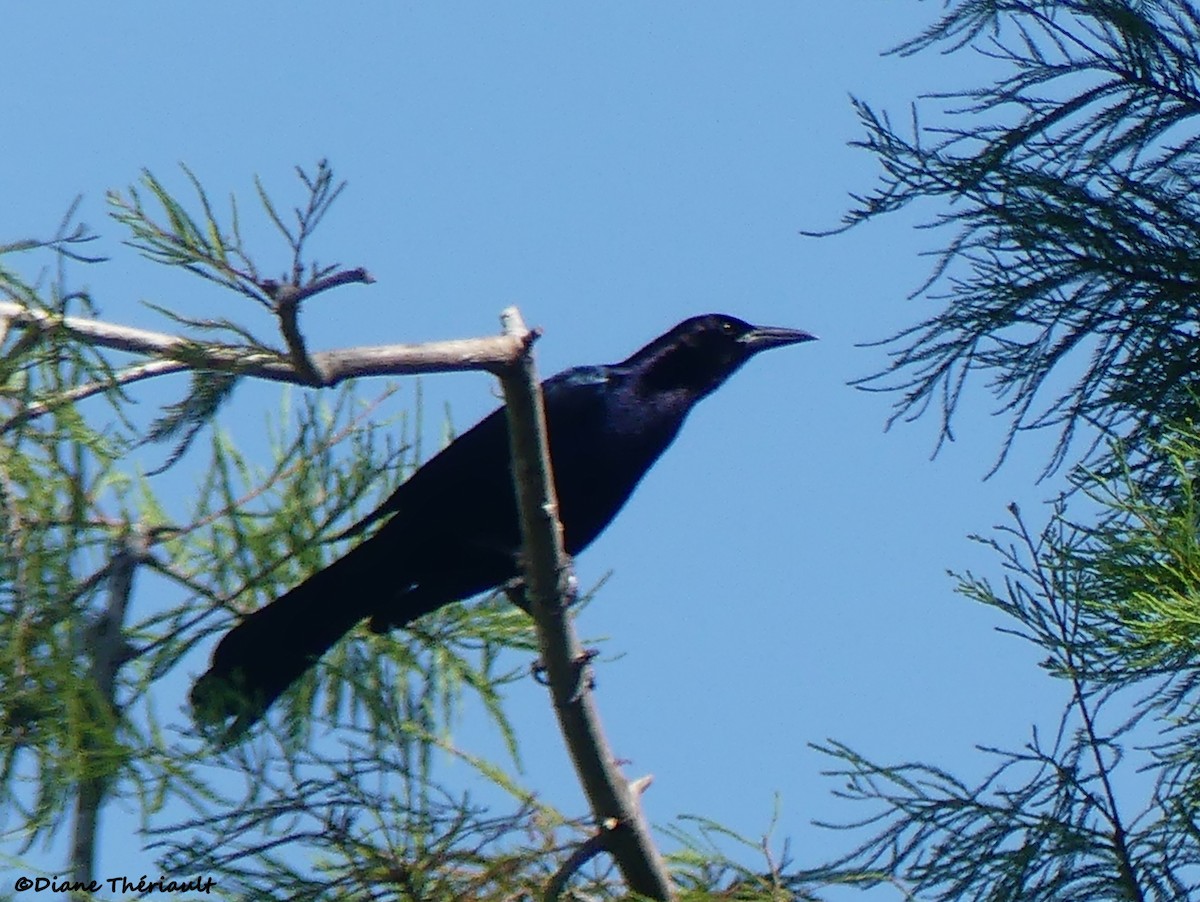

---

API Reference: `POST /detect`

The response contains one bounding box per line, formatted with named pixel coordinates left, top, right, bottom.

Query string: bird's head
left=629, top=313, right=817, bottom=399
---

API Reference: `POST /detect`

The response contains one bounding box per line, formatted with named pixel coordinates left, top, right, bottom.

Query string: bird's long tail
left=190, top=538, right=395, bottom=742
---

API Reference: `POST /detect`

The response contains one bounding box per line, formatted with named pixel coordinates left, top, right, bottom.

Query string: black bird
left=192, top=314, right=815, bottom=736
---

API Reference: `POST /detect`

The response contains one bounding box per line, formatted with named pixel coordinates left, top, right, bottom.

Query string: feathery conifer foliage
left=841, top=0, right=1200, bottom=481
left=813, top=2, right=1200, bottom=897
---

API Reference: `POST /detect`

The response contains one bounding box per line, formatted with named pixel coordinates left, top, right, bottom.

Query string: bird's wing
left=330, top=366, right=614, bottom=543
left=330, top=404, right=508, bottom=542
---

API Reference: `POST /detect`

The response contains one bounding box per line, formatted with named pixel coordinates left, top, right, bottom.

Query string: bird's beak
left=739, top=325, right=819, bottom=352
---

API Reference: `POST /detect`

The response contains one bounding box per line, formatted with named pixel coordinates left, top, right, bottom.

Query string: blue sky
left=5, top=3, right=1088, bottom=896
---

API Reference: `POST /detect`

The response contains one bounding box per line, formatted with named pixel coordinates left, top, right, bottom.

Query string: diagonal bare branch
left=496, top=306, right=674, bottom=901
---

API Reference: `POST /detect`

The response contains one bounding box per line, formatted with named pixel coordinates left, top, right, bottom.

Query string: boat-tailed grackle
left=191, top=314, right=815, bottom=737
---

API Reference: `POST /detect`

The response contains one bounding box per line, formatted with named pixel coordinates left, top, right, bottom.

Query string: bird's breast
left=547, top=397, right=686, bottom=554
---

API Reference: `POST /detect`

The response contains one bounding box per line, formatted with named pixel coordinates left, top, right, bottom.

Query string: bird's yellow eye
left=721, top=321, right=736, bottom=333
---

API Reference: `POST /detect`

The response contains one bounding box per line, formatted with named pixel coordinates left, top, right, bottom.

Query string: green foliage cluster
left=806, top=1, right=1200, bottom=898
left=843, top=0, right=1200, bottom=481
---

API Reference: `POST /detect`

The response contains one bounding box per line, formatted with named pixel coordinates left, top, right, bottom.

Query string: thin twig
left=545, top=827, right=612, bottom=902
left=2, top=358, right=189, bottom=432
left=265, top=270, right=371, bottom=382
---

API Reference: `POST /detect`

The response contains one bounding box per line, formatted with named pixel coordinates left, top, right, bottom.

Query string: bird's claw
left=530, top=647, right=599, bottom=692
left=503, top=577, right=530, bottom=613
left=504, top=568, right=577, bottom=612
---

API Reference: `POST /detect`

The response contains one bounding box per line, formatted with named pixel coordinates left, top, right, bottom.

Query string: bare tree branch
left=70, top=527, right=149, bottom=900
left=0, top=300, right=530, bottom=432
left=496, top=307, right=674, bottom=901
